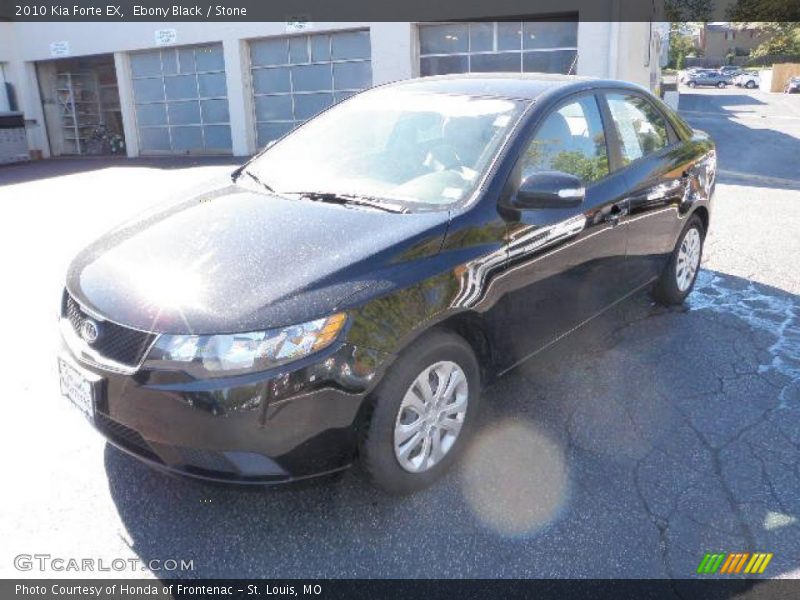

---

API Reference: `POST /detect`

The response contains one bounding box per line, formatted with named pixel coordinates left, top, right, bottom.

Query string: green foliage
left=750, top=23, right=800, bottom=57
left=668, top=22, right=701, bottom=69
left=727, top=1, right=800, bottom=21
left=665, top=0, right=714, bottom=21
left=550, top=151, right=609, bottom=184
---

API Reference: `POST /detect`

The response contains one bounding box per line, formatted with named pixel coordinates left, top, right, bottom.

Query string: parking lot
left=0, top=86, right=798, bottom=580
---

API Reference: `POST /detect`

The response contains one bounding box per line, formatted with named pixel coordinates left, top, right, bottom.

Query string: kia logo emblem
left=80, top=319, right=100, bottom=344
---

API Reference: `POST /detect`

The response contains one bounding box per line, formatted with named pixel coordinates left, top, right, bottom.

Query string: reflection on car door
left=487, top=93, right=632, bottom=371
left=603, top=92, right=692, bottom=286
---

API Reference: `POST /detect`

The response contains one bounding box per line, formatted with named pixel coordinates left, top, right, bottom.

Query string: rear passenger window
left=521, top=95, right=609, bottom=185
left=606, top=93, right=669, bottom=164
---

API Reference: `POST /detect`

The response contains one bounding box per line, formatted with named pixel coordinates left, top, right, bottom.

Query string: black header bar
left=1, top=0, right=799, bottom=22
left=4, top=579, right=800, bottom=600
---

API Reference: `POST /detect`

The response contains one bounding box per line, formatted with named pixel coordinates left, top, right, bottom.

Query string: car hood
left=67, top=180, right=450, bottom=334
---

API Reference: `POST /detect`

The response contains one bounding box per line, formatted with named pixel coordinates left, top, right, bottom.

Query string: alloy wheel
left=676, top=227, right=701, bottom=292
left=393, top=361, right=469, bottom=473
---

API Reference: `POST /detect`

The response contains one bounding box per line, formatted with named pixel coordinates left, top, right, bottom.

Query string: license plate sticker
left=58, top=357, right=96, bottom=420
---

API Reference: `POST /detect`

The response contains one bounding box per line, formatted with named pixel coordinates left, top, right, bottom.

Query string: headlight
left=146, top=313, right=347, bottom=376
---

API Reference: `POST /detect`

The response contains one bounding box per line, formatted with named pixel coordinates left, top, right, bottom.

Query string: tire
left=358, top=329, right=480, bottom=494
left=688, top=81, right=697, bottom=88
left=717, top=81, right=726, bottom=88
left=746, top=80, right=756, bottom=89
left=651, top=214, right=705, bottom=306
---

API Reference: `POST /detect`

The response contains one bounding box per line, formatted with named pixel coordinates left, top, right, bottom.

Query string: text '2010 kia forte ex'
left=59, top=74, right=715, bottom=494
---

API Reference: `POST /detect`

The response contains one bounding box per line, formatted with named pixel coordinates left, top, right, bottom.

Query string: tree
left=668, top=22, right=700, bottom=68
left=727, top=0, right=800, bottom=21
left=665, top=0, right=715, bottom=22
left=724, top=21, right=800, bottom=57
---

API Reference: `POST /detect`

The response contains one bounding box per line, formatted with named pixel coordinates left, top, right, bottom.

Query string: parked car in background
left=58, top=74, right=716, bottom=493
left=786, top=76, right=800, bottom=93
left=719, top=66, right=743, bottom=78
left=734, top=71, right=760, bottom=89
left=685, top=70, right=732, bottom=88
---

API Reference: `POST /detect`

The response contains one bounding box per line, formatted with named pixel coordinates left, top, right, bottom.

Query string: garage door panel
left=249, top=30, right=372, bottom=151
left=132, top=44, right=231, bottom=154
left=419, top=21, right=578, bottom=77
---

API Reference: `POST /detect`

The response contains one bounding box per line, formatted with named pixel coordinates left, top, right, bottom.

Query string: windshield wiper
left=235, top=168, right=275, bottom=193
left=289, top=191, right=409, bottom=214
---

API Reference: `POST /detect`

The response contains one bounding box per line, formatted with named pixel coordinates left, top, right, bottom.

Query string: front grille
left=95, top=412, right=163, bottom=463
left=64, top=293, right=156, bottom=367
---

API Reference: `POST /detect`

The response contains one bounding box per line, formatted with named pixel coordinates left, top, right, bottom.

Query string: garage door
left=130, top=44, right=232, bottom=154
left=419, top=22, right=578, bottom=76
left=250, top=30, right=372, bottom=148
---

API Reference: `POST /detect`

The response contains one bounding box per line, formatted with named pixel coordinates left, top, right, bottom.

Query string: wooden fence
left=771, top=63, right=800, bottom=92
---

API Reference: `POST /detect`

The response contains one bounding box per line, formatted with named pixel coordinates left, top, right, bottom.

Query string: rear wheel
left=717, top=81, right=726, bottom=88
left=746, top=80, right=756, bottom=89
left=688, top=81, right=697, bottom=88
left=358, top=329, right=480, bottom=494
left=652, top=215, right=705, bottom=306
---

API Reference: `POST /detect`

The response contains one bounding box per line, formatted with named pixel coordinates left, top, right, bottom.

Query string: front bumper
left=59, top=325, right=392, bottom=484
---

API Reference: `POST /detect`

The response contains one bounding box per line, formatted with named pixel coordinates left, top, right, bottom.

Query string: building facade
left=0, top=21, right=666, bottom=159
left=699, top=23, right=771, bottom=65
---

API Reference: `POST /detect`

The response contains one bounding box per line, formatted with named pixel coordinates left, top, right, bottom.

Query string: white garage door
left=130, top=44, right=232, bottom=154
left=250, top=30, right=372, bottom=148
left=419, top=22, right=578, bottom=77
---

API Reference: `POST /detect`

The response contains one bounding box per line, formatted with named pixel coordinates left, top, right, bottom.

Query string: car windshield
left=245, top=88, right=526, bottom=207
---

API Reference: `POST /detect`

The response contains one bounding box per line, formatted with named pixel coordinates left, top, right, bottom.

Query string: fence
left=685, top=54, right=800, bottom=69
left=770, top=63, right=800, bottom=91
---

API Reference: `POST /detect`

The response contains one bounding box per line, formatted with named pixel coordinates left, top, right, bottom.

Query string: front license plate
left=58, top=357, right=98, bottom=420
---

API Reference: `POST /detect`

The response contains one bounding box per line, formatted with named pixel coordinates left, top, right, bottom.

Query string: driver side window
left=521, top=95, right=609, bottom=185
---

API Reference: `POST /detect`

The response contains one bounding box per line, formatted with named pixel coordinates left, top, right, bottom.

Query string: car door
left=602, top=92, right=693, bottom=286
left=485, top=92, right=632, bottom=369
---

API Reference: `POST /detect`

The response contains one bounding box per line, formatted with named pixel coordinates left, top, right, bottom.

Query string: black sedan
left=59, top=74, right=716, bottom=494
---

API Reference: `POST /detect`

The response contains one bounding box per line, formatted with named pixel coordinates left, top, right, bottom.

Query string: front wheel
left=651, top=215, right=705, bottom=306
left=717, top=81, right=726, bottom=88
left=687, top=81, right=697, bottom=88
left=358, top=330, right=480, bottom=494
left=746, top=80, right=756, bottom=89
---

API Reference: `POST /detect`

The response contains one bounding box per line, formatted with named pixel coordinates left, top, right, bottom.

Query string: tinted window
left=520, top=95, right=609, bottom=184
left=606, top=93, right=669, bottom=164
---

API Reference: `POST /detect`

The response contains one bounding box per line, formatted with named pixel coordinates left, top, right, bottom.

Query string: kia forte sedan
left=59, top=74, right=715, bottom=493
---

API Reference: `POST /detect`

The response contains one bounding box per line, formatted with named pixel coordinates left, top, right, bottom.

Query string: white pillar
left=0, top=64, right=10, bottom=112
left=577, top=22, right=612, bottom=79
left=114, top=52, right=139, bottom=157
left=14, top=61, right=50, bottom=157
left=370, top=22, right=415, bottom=85
left=223, top=38, right=254, bottom=156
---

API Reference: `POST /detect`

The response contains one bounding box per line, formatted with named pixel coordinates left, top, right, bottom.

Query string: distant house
left=699, top=23, right=770, bottom=65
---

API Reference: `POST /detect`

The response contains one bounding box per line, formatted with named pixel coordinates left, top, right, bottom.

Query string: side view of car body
left=786, top=77, right=800, bottom=93
left=734, top=71, right=760, bottom=89
left=59, top=74, right=716, bottom=493
left=685, top=70, right=732, bottom=88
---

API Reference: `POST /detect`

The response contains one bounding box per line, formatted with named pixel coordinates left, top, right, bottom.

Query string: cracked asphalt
left=0, top=87, right=797, bottom=581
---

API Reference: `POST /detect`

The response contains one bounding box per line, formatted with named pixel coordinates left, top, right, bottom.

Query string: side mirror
left=514, top=171, right=585, bottom=209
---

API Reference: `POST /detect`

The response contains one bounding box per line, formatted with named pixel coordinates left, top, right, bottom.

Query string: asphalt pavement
left=0, top=87, right=798, bottom=580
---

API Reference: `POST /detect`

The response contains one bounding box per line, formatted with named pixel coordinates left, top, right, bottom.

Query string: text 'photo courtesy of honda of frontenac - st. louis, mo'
left=59, top=73, right=715, bottom=494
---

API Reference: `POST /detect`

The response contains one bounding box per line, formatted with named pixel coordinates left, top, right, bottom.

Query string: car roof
left=382, top=73, right=646, bottom=101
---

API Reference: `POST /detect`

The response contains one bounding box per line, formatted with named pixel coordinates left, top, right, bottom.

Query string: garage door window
left=250, top=30, right=372, bottom=148
left=131, top=44, right=231, bottom=154
left=419, top=22, right=578, bottom=77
